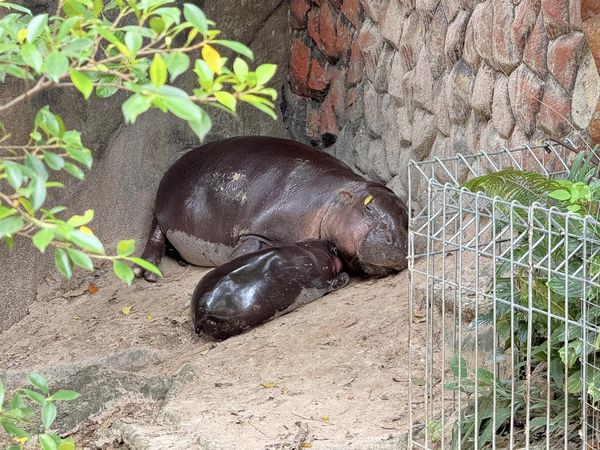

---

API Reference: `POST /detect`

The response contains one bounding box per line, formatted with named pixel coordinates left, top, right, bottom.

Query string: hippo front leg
left=329, top=272, right=350, bottom=291
left=228, top=235, right=274, bottom=260
left=134, top=217, right=166, bottom=282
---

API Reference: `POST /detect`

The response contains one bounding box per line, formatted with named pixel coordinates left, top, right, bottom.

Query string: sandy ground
left=0, top=254, right=430, bottom=449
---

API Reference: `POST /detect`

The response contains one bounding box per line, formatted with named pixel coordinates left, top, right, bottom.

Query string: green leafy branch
left=0, top=0, right=278, bottom=138
left=0, top=106, right=160, bottom=284
left=0, top=0, right=278, bottom=284
left=1, top=373, right=80, bottom=450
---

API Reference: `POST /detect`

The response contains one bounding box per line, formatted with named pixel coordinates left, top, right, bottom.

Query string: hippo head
left=322, top=183, right=409, bottom=277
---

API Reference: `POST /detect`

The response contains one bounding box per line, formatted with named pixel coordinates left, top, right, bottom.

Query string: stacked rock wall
left=285, top=0, right=600, bottom=200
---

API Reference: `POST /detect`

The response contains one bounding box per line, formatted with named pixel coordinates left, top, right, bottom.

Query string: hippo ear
left=338, top=190, right=354, bottom=203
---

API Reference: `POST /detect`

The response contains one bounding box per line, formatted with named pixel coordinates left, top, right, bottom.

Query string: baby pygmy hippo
left=191, top=239, right=350, bottom=340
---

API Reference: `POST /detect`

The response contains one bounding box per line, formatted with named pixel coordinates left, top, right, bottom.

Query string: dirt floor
left=0, top=252, right=430, bottom=449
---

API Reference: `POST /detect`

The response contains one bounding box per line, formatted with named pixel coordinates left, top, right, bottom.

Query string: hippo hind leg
left=134, top=216, right=167, bottom=282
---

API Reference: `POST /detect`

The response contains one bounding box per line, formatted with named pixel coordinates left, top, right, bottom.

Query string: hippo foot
left=330, top=272, right=350, bottom=291
left=133, top=260, right=160, bottom=283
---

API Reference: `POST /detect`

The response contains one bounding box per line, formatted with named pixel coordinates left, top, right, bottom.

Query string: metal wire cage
left=407, top=143, right=600, bottom=449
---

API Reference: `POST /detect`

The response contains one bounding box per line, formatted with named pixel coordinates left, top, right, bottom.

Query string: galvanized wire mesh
left=407, top=143, right=600, bottom=449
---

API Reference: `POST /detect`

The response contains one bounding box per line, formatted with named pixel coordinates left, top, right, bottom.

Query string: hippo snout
left=357, top=226, right=408, bottom=272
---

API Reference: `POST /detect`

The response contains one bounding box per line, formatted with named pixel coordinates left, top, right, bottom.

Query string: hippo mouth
left=357, top=256, right=408, bottom=278
left=333, top=255, right=343, bottom=273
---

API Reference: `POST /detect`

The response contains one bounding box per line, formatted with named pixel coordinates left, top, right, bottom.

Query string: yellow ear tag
left=363, top=195, right=373, bottom=206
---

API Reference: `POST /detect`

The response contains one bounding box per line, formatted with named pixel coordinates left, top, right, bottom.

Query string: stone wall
left=284, top=0, right=600, bottom=202
left=0, top=1, right=291, bottom=331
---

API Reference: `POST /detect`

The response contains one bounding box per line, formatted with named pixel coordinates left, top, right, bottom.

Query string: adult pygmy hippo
left=135, top=136, right=408, bottom=280
left=192, top=239, right=349, bottom=340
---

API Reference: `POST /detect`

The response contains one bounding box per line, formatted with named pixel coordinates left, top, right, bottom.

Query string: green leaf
left=149, top=16, right=165, bottom=34
left=548, top=189, right=571, bottom=201
left=57, top=17, right=81, bottom=40
left=31, top=175, right=47, bottom=209
left=463, top=169, right=563, bottom=206
left=233, top=57, right=248, bottom=82
left=55, top=247, right=73, bottom=279
left=162, top=95, right=203, bottom=122
left=5, top=162, right=23, bottom=189
left=1, top=2, right=32, bottom=15
left=0, top=381, right=4, bottom=409
left=96, top=83, right=119, bottom=98
left=0, top=205, right=16, bottom=219
left=43, top=51, right=69, bottom=83
left=63, top=0, right=92, bottom=18
left=246, top=100, right=277, bottom=120
left=93, top=0, right=102, bottom=17
left=122, top=94, right=152, bottom=124
left=67, top=209, right=94, bottom=227
left=567, top=370, right=582, bottom=394
left=4, top=235, right=14, bottom=251
left=33, top=228, right=55, bottom=252
left=35, top=106, right=62, bottom=138
left=51, top=390, right=80, bottom=401
left=58, top=441, right=76, bottom=450
left=113, top=259, right=134, bottom=285
left=2, top=421, right=29, bottom=438
left=43, top=152, right=65, bottom=171
left=96, top=27, right=130, bottom=58
left=194, top=59, right=213, bottom=90
left=21, top=42, right=43, bottom=73
left=128, top=256, right=162, bottom=277
left=26, top=13, right=48, bottom=43
left=117, top=239, right=135, bottom=257
left=39, top=431, right=58, bottom=450
left=449, top=355, right=468, bottom=379
left=26, top=152, right=48, bottom=179
left=124, top=30, right=142, bottom=55
left=69, top=69, right=93, bottom=100
left=255, top=63, right=277, bottom=86
left=19, top=198, right=34, bottom=215
left=163, top=52, right=190, bottom=82
left=21, top=388, right=46, bottom=405
left=155, top=6, right=181, bottom=27
left=214, top=91, right=236, bottom=111
left=63, top=162, right=85, bottom=180
left=213, top=39, right=253, bottom=59
left=183, top=3, right=208, bottom=35
left=70, top=229, right=105, bottom=255
left=28, top=372, right=49, bottom=394
left=65, top=146, right=93, bottom=168
left=67, top=248, right=93, bottom=270
left=9, top=392, right=26, bottom=409
left=0, top=216, right=24, bottom=238
left=188, top=109, right=212, bottom=141
left=149, top=53, right=167, bottom=87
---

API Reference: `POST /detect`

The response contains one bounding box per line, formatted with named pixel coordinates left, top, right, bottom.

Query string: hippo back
left=154, top=136, right=366, bottom=265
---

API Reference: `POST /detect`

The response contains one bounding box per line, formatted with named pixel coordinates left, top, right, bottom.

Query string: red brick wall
left=285, top=0, right=600, bottom=197
left=288, top=0, right=364, bottom=146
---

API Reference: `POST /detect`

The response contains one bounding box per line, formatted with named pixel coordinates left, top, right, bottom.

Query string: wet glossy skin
left=191, top=239, right=349, bottom=340
left=136, top=136, right=409, bottom=281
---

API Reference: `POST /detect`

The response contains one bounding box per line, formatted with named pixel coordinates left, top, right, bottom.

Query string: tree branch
left=0, top=78, right=53, bottom=113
